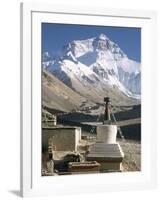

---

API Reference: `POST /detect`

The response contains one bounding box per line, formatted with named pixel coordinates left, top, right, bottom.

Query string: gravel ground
left=118, top=139, right=141, bottom=171
left=42, top=137, right=141, bottom=175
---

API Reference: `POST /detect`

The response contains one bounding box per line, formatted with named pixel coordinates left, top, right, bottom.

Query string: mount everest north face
left=42, top=33, right=141, bottom=105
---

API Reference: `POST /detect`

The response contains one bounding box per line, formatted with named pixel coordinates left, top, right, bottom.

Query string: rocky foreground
left=42, top=135, right=141, bottom=175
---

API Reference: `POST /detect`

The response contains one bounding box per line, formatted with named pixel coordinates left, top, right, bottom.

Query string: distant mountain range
left=42, top=34, right=141, bottom=112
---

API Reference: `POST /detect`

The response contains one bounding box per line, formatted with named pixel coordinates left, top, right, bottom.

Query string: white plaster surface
left=97, top=125, right=117, bottom=144
left=42, top=127, right=81, bottom=151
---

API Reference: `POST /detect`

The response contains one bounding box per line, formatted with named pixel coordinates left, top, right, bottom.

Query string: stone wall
left=42, top=127, right=81, bottom=152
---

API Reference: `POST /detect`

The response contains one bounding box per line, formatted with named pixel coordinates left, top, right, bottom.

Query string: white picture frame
left=20, top=2, right=157, bottom=197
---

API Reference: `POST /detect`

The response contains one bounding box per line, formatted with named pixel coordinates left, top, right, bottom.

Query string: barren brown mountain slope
left=42, top=69, right=87, bottom=112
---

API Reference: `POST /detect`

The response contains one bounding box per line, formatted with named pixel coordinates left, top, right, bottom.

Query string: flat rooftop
left=42, top=126, right=81, bottom=130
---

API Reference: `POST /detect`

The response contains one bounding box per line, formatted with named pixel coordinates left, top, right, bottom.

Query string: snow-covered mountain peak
left=98, top=33, right=109, bottom=40
left=61, top=33, right=128, bottom=62
left=62, top=38, right=94, bottom=59
left=43, top=33, right=141, bottom=98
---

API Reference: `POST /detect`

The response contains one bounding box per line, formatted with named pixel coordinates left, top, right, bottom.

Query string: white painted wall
left=42, top=127, right=81, bottom=151
left=0, top=0, right=160, bottom=200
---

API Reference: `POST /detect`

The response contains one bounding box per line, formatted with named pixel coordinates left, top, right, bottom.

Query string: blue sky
left=42, top=23, right=141, bottom=62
